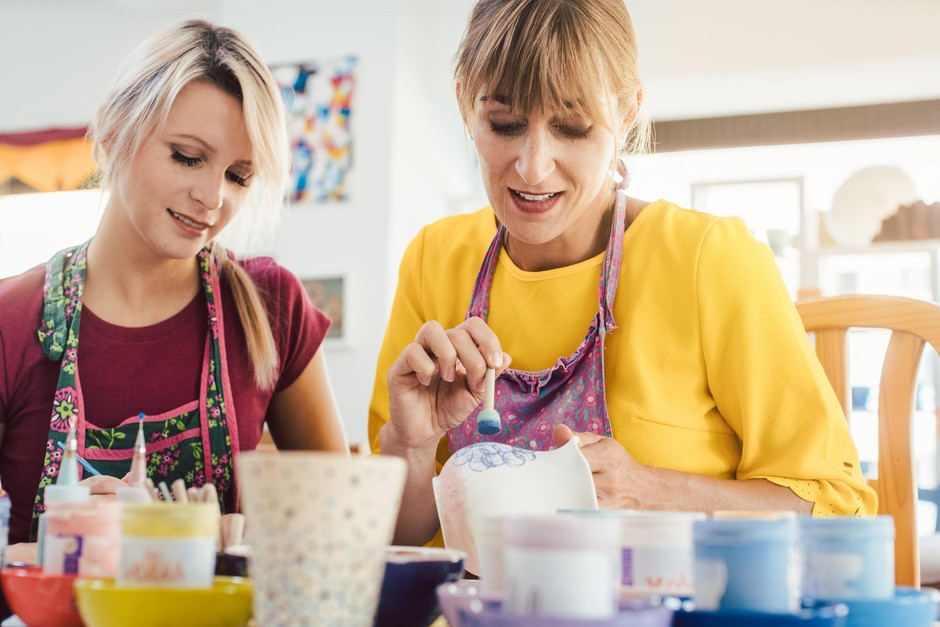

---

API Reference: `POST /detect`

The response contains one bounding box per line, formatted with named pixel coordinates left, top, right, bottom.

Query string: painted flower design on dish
left=452, top=442, right=536, bottom=472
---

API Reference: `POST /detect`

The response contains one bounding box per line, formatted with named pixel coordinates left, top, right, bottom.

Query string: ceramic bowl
left=74, top=576, right=252, bottom=627
left=438, top=582, right=685, bottom=627
left=374, top=546, right=466, bottom=627
left=436, top=579, right=503, bottom=627
left=0, top=565, right=83, bottom=627
left=458, top=602, right=674, bottom=626
left=672, top=602, right=849, bottom=626
left=214, top=544, right=251, bottom=578
left=238, top=452, right=406, bottom=626
left=433, top=437, right=597, bottom=575
left=827, top=587, right=940, bottom=627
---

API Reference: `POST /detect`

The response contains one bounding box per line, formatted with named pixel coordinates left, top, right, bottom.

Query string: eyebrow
left=169, top=134, right=252, bottom=168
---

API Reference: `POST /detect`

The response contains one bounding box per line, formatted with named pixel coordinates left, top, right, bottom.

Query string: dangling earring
left=607, top=139, right=626, bottom=183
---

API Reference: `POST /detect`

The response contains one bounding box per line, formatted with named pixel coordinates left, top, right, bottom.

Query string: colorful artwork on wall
left=0, top=127, right=96, bottom=195
left=270, top=57, right=356, bottom=204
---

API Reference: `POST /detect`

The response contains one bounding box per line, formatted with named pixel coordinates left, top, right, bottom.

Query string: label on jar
left=43, top=533, right=84, bottom=575
left=118, top=537, right=215, bottom=588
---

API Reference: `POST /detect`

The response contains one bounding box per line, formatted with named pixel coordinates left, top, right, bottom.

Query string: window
left=0, top=189, right=104, bottom=278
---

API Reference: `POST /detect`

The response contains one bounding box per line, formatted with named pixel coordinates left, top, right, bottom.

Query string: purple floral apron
left=447, top=176, right=628, bottom=452
left=31, top=243, right=239, bottom=540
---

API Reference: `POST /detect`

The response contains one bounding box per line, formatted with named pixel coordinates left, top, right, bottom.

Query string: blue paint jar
left=799, top=515, right=894, bottom=600
left=693, top=517, right=799, bottom=614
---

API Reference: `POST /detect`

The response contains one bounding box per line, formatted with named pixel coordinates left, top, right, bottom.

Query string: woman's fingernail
left=491, top=352, right=503, bottom=368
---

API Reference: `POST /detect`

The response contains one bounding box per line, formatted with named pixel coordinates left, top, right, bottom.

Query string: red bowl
left=1, top=566, right=83, bottom=627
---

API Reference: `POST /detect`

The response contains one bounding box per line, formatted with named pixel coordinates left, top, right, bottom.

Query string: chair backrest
left=796, top=294, right=940, bottom=588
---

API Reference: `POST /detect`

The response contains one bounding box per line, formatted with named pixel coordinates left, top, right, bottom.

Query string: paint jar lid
left=116, top=486, right=152, bottom=504
left=694, top=517, right=797, bottom=545
left=505, top=514, right=620, bottom=551
left=799, top=514, right=895, bottom=540
left=44, top=484, right=91, bottom=505
left=121, top=502, right=220, bottom=538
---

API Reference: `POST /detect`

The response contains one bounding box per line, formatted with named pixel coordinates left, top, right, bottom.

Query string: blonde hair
left=88, top=19, right=286, bottom=389
left=455, top=0, right=650, bottom=156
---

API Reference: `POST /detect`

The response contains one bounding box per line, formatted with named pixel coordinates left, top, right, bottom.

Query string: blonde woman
left=0, top=20, right=348, bottom=558
left=370, top=0, right=876, bottom=546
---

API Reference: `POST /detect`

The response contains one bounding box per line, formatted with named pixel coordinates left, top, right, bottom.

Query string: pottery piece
left=432, top=437, right=598, bottom=575
left=374, top=545, right=466, bottom=627
left=238, top=451, right=406, bottom=627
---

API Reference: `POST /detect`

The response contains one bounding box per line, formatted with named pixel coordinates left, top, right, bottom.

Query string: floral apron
left=31, top=243, right=238, bottom=540
left=447, top=175, right=628, bottom=452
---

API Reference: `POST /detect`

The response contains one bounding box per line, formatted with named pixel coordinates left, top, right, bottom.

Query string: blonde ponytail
left=210, top=243, right=278, bottom=390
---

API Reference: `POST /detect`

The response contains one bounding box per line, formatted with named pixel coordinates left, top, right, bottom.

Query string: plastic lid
left=506, top=514, right=620, bottom=551
left=44, top=484, right=91, bottom=504
left=121, top=502, right=220, bottom=538
left=694, top=517, right=796, bottom=545
left=799, top=514, right=895, bottom=540
left=116, top=486, right=152, bottom=504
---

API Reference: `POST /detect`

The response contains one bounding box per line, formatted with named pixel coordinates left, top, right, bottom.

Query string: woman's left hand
left=79, top=475, right=128, bottom=503
left=552, top=424, right=649, bottom=509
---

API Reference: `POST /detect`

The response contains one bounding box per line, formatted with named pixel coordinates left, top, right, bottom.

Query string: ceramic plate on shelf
left=825, top=166, right=919, bottom=247
left=432, top=437, right=597, bottom=575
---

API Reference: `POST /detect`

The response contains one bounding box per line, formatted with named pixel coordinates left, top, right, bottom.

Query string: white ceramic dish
left=437, top=582, right=673, bottom=627
left=432, top=437, right=598, bottom=575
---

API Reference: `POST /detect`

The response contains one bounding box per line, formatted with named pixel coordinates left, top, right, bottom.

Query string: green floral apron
left=31, top=242, right=239, bottom=540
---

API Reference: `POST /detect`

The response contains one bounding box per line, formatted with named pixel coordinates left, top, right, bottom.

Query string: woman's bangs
left=485, top=44, right=610, bottom=126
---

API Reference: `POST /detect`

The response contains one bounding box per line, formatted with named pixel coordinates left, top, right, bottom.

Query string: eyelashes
left=171, top=150, right=200, bottom=167
left=171, top=150, right=251, bottom=187
left=227, top=171, right=251, bottom=187
left=489, top=121, right=526, bottom=136
left=488, top=121, right=592, bottom=140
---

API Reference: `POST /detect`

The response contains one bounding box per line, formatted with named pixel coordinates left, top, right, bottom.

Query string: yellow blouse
left=369, top=200, right=877, bottom=517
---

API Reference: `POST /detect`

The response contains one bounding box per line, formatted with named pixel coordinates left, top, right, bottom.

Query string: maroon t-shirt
left=0, top=256, right=329, bottom=543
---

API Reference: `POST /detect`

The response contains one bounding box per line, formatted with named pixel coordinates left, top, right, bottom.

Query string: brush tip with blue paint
left=477, top=408, right=501, bottom=435
left=477, top=367, right=501, bottom=435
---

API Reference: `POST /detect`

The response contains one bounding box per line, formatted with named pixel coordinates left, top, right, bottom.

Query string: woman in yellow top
left=370, top=0, right=876, bottom=546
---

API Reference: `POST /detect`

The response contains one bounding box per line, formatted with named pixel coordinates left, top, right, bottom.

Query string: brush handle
left=483, top=368, right=496, bottom=411
left=56, top=440, right=102, bottom=476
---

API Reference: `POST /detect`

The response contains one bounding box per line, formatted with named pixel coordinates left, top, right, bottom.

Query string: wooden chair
left=796, top=294, right=940, bottom=588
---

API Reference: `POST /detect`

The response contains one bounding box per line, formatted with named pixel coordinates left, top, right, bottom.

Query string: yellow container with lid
left=118, top=503, right=219, bottom=588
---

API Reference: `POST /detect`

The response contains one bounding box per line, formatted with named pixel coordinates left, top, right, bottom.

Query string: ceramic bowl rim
left=74, top=575, right=250, bottom=594
left=385, top=545, right=467, bottom=564
left=0, top=565, right=78, bottom=584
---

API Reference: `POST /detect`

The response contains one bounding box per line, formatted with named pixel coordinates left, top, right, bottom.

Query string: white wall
left=218, top=0, right=399, bottom=449
left=628, top=0, right=940, bottom=120
left=2, top=0, right=940, bottom=450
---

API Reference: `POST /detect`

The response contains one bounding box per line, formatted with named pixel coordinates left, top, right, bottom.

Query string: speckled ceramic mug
left=238, top=452, right=406, bottom=627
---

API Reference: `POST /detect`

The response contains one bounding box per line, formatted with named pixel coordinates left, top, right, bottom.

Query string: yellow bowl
left=74, top=576, right=252, bottom=627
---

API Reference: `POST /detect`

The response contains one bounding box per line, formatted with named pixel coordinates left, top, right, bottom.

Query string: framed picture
left=302, top=276, right=345, bottom=342
left=270, top=57, right=357, bottom=204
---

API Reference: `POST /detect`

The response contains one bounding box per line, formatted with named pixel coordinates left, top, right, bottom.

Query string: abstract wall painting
left=271, top=57, right=356, bottom=204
